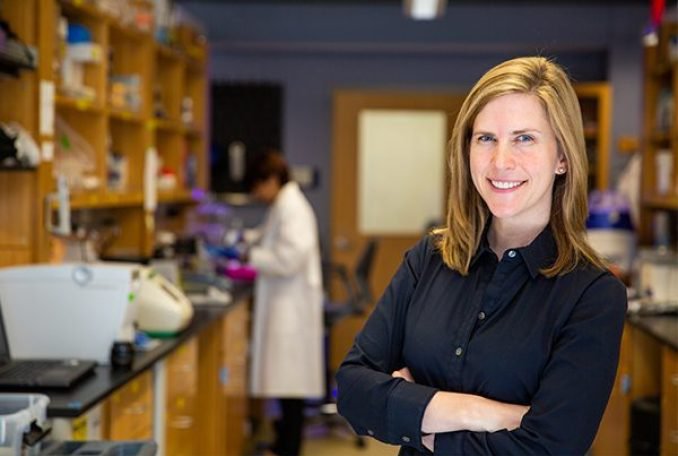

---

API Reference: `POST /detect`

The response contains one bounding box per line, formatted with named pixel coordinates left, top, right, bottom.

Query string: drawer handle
left=125, top=405, right=147, bottom=415
left=169, top=416, right=194, bottom=429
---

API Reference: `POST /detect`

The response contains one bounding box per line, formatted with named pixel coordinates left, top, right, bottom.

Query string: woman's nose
left=492, top=141, right=515, bottom=170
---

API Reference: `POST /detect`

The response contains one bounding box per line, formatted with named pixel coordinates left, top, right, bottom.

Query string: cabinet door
left=107, top=370, right=153, bottom=440
left=222, top=302, right=250, bottom=456
left=661, top=347, right=678, bottom=456
left=165, top=337, right=198, bottom=456
left=222, top=302, right=249, bottom=395
left=591, top=323, right=632, bottom=456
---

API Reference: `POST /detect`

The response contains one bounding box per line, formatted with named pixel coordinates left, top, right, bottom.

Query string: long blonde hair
left=435, top=56, right=605, bottom=277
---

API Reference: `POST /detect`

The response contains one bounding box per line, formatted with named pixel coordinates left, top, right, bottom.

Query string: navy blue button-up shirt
left=336, top=228, right=627, bottom=455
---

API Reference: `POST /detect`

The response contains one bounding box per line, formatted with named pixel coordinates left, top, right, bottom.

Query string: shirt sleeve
left=249, top=204, right=316, bottom=277
left=336, top=238, right=439, bottom=453
left=433, top=272, right=627, bottom=455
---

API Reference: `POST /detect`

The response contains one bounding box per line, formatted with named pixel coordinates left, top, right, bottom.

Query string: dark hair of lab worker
left=335, top=56, right=627, bottom=455
left=246, top=149, right=290, bottom=204
left=246, top=151, right=324, bottom=456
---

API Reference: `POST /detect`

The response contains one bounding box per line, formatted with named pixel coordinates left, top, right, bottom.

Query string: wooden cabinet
left=197, top=302, right=251, bottom=456
left=662, top=346, right=678, bottom=454
left=222, top=302, right=251, bottom=456
left=574, top=83, right=612, bottom=191
left=640, top=22, right=678, bottom=246
left=591, top=322, right=633, bottom=456
left=105, top=370, right=154, bottom=441
left=165, top=337, right=199, bottom=456
left=592, top=323, right=678, bottom=456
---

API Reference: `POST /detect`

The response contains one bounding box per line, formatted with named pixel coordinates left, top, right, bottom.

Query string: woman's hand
left=392, top=367, right=415, bottom=382
left=393, top=365, right=529, bottom=444
left=422, top=433, right=434, bottom=452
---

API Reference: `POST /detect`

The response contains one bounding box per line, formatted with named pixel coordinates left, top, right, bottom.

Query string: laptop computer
left=0, top=301, right=96, bottom=389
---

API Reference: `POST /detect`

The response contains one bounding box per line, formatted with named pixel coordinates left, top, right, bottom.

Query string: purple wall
left=182, top=2, right=648, bottom=250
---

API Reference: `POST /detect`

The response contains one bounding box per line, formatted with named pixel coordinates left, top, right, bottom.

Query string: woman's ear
left=555, top=156, right=567, bottom=175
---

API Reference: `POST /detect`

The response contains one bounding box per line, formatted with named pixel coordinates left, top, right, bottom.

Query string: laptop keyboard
left=0, top=361, right=62, bottom=382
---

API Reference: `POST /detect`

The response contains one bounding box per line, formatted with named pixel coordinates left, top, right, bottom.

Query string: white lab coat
left=248, top=182, right=324, bottom=398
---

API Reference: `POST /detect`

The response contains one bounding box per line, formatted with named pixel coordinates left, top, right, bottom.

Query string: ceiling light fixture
left=403, top=0, right=447, bottom=20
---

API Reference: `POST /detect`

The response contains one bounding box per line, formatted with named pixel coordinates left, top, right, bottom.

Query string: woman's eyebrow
left=510, top=129, right=541, bottom=135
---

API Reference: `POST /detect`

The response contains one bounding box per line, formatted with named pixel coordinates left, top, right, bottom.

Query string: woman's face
left=251, top=176, right=281, bottom=205
left=469, top=92, right=565, bottom=228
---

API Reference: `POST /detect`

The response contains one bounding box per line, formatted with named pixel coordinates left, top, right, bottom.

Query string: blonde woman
left=336, top=57, right=626, bottom=455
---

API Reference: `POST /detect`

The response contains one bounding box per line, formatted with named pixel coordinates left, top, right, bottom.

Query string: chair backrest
left=352, top=238, right=378, bottom=313
left=322, top=238, right=378, bottom=325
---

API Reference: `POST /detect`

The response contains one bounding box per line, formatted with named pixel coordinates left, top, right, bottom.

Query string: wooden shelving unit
left=574, top=82, right=612, bottom=192
left=593, top=23, right=678, bottom=456
left=638, top=22, right=678, bottom=246
left=0, top=8, right=252, bottom=456
left=0, top=0, right=209, bottom=264
left=0, top=0, right=51, bottom=267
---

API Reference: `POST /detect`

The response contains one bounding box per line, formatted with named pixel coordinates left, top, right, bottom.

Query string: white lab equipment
left=586, top=191, right=636, bottom=275
left=0, top=263, right=140, bottom=365
left=135, top=267, right=193, bottom=336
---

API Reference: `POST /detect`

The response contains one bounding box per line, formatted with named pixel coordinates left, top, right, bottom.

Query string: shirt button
left=402, top=436, right=411, bottom=443
left=508, top=250, right=517, bottom=258
left=455, top=347, right=463, bottom=356
left=367, top=429, right=374, bottom=436
left=478, top=311, right=486, bottom=320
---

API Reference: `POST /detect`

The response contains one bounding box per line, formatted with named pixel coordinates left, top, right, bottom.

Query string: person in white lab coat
left=245, top=151, right=324, bottom=456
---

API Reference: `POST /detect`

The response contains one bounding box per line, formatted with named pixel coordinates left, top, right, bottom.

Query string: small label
left=42, top=141, right=54, bottom=161
left=76, top=99, right=89, bottom=110
left=72, top=416, right=87, bottom=441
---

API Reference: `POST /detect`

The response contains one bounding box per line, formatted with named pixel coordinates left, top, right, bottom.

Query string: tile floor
left=301, top=434, right=397, bottom=456
left=300, top=415, right=398, bottom=456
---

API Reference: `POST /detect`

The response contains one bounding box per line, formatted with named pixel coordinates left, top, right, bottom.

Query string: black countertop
left=2, top=283, right=252, bottom=418
left=627, top=314, right=678, bottom=351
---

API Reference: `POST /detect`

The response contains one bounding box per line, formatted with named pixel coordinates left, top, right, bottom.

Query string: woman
left=336, top=57, right=627, bottom=455
left=246, top=151, right=324, bottom=456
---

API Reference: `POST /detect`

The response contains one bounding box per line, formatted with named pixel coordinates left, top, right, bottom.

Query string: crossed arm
left=392, top=367, right=529, bottom=452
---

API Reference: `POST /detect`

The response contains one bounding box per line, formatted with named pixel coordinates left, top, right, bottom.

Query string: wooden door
left=330, top=90, right=465, bottom=371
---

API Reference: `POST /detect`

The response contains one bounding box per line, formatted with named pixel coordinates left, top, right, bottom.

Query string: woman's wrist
left=422, top=392, right=475, bottom=433
left=422, top=392, right=525, bottom=434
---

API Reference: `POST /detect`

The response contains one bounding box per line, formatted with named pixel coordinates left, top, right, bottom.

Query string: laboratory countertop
left=27, top=283, right=252, bottom=418
left=627, top=314, right=678, bottom=351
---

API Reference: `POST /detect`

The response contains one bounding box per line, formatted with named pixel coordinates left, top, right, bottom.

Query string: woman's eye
left=515, top=134, right=534, bottom=143
left=476, top=135, right=494, bottom=143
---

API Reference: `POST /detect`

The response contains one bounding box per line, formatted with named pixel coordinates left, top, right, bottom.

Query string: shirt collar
left=470, top=223, right=557, bottom=278
left=518, top=226, right=558, bottom=279
left=470, top=222, right=494, bottom=268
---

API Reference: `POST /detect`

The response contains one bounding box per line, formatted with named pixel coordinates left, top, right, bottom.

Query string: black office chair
left=323, top=238, right=377, bottom=329
left=316, top=238, right=378, bottom=446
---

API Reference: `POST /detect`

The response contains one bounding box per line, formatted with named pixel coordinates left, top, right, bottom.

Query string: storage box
left=0, top=394, right=49, bottom=456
